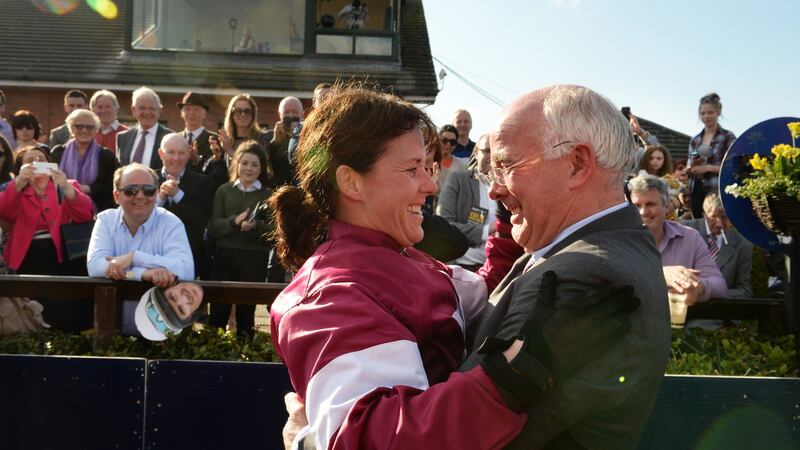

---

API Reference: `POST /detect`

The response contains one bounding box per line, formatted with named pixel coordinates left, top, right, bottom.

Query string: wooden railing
left=0, top=274, right=286, bottom=350
left=0, top=274, right=791, bottom=350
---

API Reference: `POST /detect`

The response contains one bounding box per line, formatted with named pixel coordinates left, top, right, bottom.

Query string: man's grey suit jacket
left=116, top=124, right=173, bottom=171
left=462, top=204, right=671, bottom=450
left=682, top=218, right=753, bottom=298
left=49, top=123, right=71, bottom=148
left=436, top=168, right=484, bottom=247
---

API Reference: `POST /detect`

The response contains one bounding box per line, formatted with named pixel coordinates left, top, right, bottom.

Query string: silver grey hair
left=539, top=85, right=636, bottom=182
left=703, top=193, right=724, bottom=215
left=132, top=86, right=162, bottom=108
left=90, top=89, right=120, bottom=111
left=65, top=109, right=101, bottom=134
left=279, top=96, right=304, bottom=115
left=628, top=174, right=669, bottom=206
left=160, top=132, right=189, bottom=151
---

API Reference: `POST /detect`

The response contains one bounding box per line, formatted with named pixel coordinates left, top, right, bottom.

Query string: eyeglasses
left=14, top=124, right=35, bottom=130
left=119, top=184, right=157, bottom=197
left=233, top=108, right=253, bottom=116
left=441, top=138, right=457, bottom=146
left=476, top=140, right=574, bottom=187
left=72, top=124, right=96, bottom=131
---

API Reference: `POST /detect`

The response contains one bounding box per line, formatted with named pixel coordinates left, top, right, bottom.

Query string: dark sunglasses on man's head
left=441, top=138, right=457, bottom=146
left=119, top=184, right=157, bottom=197
left=233, top=108, right=253, bottom=116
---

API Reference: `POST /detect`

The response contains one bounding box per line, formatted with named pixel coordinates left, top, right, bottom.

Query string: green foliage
left=2, top=322, right=797, bottom=378
left=668, top=321, right=798, bottom=377
left=0, top=326, right=280, bottom=363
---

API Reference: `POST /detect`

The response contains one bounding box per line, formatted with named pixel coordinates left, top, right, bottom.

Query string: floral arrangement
left=725, top=122, right=800, bottom=201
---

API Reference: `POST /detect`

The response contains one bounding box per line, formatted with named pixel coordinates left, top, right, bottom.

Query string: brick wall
left=1, top=86, right=310, bottom=141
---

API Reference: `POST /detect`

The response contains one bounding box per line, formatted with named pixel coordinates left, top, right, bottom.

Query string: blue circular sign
left=719, top=117, right=799, bottom=250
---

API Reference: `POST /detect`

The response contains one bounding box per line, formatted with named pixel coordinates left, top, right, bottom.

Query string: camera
left=282, top=115, right=299, bottom=130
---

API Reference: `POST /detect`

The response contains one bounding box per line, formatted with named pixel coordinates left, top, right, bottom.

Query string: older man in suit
left=682, top=193, right=753, bottom=298
left=437, top=133, right=495, bottom=270
left=117, top=86, right=172, bottom=171
left=176, top=91, right=219, bottom=174
left=157, top=133, right=215, bottom=279
left=461, top=85, right=671, bottom=449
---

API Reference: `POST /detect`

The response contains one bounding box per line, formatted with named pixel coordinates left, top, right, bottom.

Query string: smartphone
left=621, top=107, right=631, bottom=120
left=246, top=207, right=258, bottom=224
left=33, top=162, right=58, bottom=174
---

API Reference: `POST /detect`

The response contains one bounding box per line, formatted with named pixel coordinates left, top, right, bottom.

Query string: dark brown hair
left=268, top=85, right=436, bottom=271
left=638, top=144, right=673, bottom=177
left=699, top=92, right=722, bottom=114
left=0, top=135, right=12, bottom=182
left=13, top=145, right=49, bottom=176
left=229, top=140, right=271, bottom=186
left=64, top=89, right=88, bottom=104
left=11, top=109, right=42, bottom=140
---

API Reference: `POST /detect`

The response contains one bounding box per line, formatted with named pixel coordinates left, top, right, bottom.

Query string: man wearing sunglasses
left=87, top=162, right=193, bottom=287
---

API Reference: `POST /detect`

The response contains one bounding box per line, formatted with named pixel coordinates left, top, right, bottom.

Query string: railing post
left=93, top=285, right=117, bottom=351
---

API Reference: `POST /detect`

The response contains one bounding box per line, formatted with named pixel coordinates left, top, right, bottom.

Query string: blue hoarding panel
left=144, top=360, right=292, bottom=450
left=0, top=354, right=146, bottom=450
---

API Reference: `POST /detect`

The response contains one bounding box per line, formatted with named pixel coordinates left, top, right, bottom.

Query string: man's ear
left=157, top=148, right=165, bottom=161
left=566, top=143, right=596, bottom=189
left=335, top=165, right=364, bottom=201
left=113, top=189, right=121, bottom=205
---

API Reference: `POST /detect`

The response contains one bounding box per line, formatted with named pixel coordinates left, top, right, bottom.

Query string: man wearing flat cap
left=177, top=91, right=219, bottom=174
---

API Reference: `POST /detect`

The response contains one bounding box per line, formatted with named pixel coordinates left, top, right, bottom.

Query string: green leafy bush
left=668, top=321, right=798, bottom=377
left=2, top=321, right=796, bottom=377
left=0, top=326, right=280, bottom=363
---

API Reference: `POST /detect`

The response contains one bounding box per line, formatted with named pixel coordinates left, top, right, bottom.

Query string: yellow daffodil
left=749, top=154, right=767, bottom=171
left=771, top=144, right=792, bottom=158
left=788, top=122, right=800, bottom=140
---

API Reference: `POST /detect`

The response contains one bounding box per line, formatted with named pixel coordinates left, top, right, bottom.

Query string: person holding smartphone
left=207, top=141, right=274, bottom=336
left=1, top=146, right=94, bottom=330
left=267, top=96, right=303, bottom=187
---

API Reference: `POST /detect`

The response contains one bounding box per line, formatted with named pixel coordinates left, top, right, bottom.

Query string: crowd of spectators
left=0, top=85, right=764, bottom=337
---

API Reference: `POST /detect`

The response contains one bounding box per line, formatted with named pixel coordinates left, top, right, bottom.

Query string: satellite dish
left=438, top=68, right=447, bottom=80
left=719, top=116, right=799, bottom=250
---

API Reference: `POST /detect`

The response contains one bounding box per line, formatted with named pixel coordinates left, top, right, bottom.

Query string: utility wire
left=433, top=56, right=506, bottom=107
left=433, top=52, right=520, bottom=96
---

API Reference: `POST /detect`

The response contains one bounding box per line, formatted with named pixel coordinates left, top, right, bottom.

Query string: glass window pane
left=315, top=35, right=352, bottom=55
left=317, top=0, right=394, bottom=31
left=130, top=0, right=305, bottom=55
left=354, top=36, right=392, bottom=56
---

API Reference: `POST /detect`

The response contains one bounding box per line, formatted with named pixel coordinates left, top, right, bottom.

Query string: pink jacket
left=0, top=179, right=94, bottom=270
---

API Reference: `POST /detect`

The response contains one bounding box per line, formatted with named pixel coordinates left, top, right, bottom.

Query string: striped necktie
left=706, top=234, right=719, bottom=261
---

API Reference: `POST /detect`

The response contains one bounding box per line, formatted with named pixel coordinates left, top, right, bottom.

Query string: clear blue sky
left=421, top=0, right=800, bottom=145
